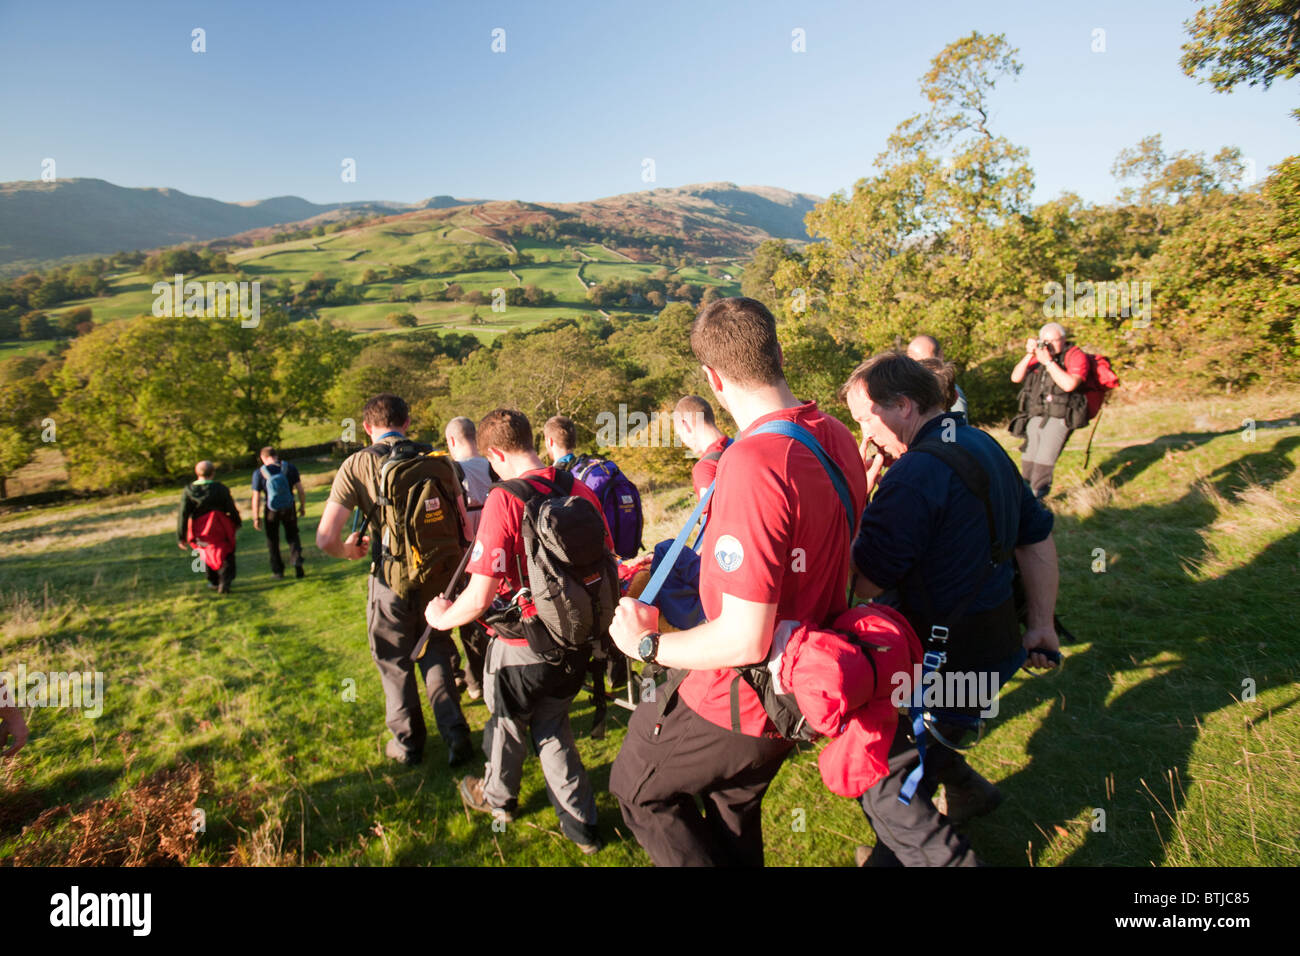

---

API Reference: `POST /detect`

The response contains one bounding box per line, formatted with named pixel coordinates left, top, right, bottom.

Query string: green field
left=8, top=209, right=744, bottom=349
left=1, top=389, right=1296, bottom=866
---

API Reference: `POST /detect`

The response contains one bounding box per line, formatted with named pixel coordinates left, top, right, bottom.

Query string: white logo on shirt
left=714, top=535, right=744, bottom=573
left=471, top=541, right=484, bottom=562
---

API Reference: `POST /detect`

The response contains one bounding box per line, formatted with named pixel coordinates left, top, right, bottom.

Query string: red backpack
left=1082, top=352, right=1120, bottom=421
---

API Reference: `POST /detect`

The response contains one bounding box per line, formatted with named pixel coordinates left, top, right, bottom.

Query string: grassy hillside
left=1, top=389, right=1296, bottom=866
left=18, top=204, right=745, bottom=349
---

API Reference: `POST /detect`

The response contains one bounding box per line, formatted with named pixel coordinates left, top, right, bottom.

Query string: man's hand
left=342, top=531, right=369, bottom=560
left=1025, top=337, right=1038, bottom=354
left=298, top=504, right=306, bottom=518
left=609, top=597, right=659, bottom=659
left=1, top=707, right=29, bottom=758
left=253, top=516, right=261, bottom=530
left=865, top=452, right=887, bottom=497
left=1033, top=345, right=1053, bottom=366
left=425, top=596, right=453, bottom=631
left=177, top=540, right=189, bottom=551
left=1022, top=624, right=1061, bottom=670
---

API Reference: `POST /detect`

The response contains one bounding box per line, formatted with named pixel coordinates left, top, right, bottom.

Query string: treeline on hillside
left=509, top=220, right=695, bottom=266
left=739, top=34, right=1299, bottom=420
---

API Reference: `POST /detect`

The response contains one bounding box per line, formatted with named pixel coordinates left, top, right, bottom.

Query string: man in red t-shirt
left=608, top=297, right=867, bottom=866
left=672, top=394, right=731, bottom=499
left=424, top=408, right=613, bottom=855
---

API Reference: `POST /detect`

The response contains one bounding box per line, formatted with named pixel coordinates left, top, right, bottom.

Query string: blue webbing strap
left=640, top=417, right=854, bottom=610
left=639, top=483, right=713, bottom=607
left=749, top=419, right=855, bottom=535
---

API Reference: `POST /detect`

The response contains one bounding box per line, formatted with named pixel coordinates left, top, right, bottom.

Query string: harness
left=896, top=430, right=1018, bottom=804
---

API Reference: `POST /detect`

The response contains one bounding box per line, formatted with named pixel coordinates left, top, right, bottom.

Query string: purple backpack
left=570, top=455, right=643, bottom=559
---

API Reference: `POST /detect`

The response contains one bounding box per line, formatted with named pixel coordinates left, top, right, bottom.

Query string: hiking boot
left=385, top=738, right=421, bottom=766
left=446, top=732, right=474, bottom=768
left=560, top=817, right=602, bottom=855
left=854, top=843, right=902, bottom=867
left=938, top=770, right=1004, bottom=827
left=294, top=565, right=304, bottom=579
left=459, top=776, right=512, bottom=822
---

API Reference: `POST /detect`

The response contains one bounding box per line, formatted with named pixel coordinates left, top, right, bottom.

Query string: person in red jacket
left=176, top=460, right=241, bottom=594
left=424, top=408, right=614, bottom=855
left=608, top=297, right=866, bottom=866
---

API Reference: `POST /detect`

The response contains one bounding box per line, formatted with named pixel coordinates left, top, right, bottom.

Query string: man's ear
left=701, top=365, right=723, bottom=393
left=485, top=445, right=506, bottom=464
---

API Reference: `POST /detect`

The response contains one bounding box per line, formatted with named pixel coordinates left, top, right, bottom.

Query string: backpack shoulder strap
left=749, top=419, right=854, bottom=535
left=908, top=435, right=1010, bottom=566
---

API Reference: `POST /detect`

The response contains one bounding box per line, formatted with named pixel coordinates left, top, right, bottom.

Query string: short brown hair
left=543, top=415, right=576, bottom=452
left=362, top=393, right=409, bottom=430
left=690, top=297, right=783, bottom=389
left=673, top=395, right=715, bottom=427
left=917, top=357, right=958, bottom=411
left=840, top=351, right=944, bottom=413
left=478, top=408, right=533, bottom=454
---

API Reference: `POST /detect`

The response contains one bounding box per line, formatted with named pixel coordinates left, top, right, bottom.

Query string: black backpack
left=487, top=470, right=619, bottom=655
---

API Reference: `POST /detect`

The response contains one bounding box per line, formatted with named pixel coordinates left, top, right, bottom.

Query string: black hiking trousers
left=263, top=507, right=303, bottom=576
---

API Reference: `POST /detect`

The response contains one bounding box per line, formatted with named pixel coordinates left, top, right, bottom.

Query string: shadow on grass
left=1094, top=418, right=1298, bottom=490
left=970, top=438, right=1300, bottom=865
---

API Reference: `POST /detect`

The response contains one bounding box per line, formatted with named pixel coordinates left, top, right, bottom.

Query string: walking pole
left=410, top=545, right=476, bottom=663
left=1083, top=404, right=1104, bottom=473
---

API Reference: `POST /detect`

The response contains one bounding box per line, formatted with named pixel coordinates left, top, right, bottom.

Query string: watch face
left=638, top=635, right=656, bottom=660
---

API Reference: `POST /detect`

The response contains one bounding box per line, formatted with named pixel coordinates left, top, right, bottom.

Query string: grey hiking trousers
left=481, top=637, right=598, bottom=838
left=1021, top=415, right=1072, bottom=498
left=366, top=576, right=469, bottom=760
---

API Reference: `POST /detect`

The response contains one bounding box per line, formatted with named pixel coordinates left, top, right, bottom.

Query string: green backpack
left=363, top=439, right=470, bottom=599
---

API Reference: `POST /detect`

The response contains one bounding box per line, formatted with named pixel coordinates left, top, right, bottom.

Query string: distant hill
left=0, top=178, right=820, bottom=271
left=0, top=179, right=481, bottom=271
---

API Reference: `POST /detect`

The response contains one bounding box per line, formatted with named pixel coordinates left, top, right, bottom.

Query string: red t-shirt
left=465, top=467, right=615, bottom=646
left=678, top=402, right=867, bottom=736
left=1027, top=346, right=1089, bottom=382
left=691, top=435, right=731, bottom=498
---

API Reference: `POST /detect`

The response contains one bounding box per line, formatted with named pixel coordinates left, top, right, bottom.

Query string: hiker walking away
left=424, top=408, right=611, bottom=855
left=251, top=446, right=306, bottom=580
left=608, top=297, right=867, bottom=867
left=1010, top=323, right=1088, bottom=498
left=315, top=394, right=473, bottom=768
left=672, top=394, right=732, bottom=500
left=544, top=413, right=635, bottom=689
left=177, top=460, right=242, bottom=594
left=843, top=351, right=1061, bottom=867
left=906, top=335, right=968, bottom=416
left=445, top=415, right=495, bottom=700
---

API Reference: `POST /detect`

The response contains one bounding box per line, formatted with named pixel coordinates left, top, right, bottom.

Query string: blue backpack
left=260, top=464, right=294, bottom=511
left=570, top=455, right=643, bottom=560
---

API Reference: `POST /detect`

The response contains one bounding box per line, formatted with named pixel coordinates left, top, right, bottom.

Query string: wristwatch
left=637, top=632, right=660, bottom=665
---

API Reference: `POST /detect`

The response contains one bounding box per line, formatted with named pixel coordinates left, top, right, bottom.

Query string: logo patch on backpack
left=714, top=535, right=744, bottom=573
left=424, top=497, right=440, bottom=512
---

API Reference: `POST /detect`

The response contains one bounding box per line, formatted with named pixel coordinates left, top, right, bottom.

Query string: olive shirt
left=326, top=435, right=403, bottom=527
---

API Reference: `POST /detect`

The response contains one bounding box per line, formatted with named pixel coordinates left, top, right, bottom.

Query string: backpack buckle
left=922, top=650, right=947, bottom=670
left=930, top=625, right=949, bottom=643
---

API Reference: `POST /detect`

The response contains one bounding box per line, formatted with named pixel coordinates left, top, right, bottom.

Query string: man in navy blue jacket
left=842, top=351, right=1060, bottom=867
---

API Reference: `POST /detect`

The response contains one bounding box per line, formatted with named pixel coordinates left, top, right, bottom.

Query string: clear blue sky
left=0, top=0, right=1293, bottom=207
